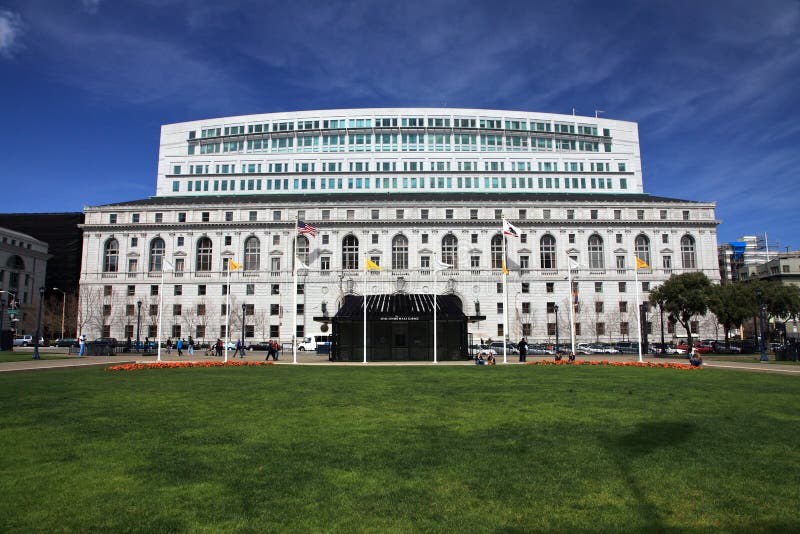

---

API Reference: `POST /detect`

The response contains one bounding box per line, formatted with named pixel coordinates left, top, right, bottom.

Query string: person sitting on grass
left=487, top=353, right=496, bottom=366
left=475, top=354, right=485, bottom=365
left=690, top=351, right=703, bottom=367
left=568, top=352, right=576, bottom=362
left=554, top=351, right=563, bottom=361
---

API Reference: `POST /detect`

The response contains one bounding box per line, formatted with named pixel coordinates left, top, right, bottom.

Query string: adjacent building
left=78, top=108, right=721, bottom=353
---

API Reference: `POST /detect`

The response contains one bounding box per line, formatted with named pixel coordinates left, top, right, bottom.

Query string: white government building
left=78, top=108, right=720, bottom=353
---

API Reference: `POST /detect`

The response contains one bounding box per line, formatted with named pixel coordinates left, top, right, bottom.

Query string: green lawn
left=0, top=366, right=798, bottom=532
left=705, top=354, right=800, bottom=365
left=0, top=350, right=69, bottom=362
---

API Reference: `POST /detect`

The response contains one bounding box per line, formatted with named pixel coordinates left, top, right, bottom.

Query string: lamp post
left=554, top=304, right=560, bottom=353
left=241, top=303, right=246, bottom=358
left=136, top=300, right=142, bottom=353
left=0, top=291, right=16, bottom=350
left=756, top=287, right=767, bottom=362
left=53, top=287, right=66, bottom=342
left=32, top=286, right=45, bottom=360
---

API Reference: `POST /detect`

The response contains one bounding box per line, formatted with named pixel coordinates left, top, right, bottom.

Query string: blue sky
left=0, top=0, right=798, bottom=248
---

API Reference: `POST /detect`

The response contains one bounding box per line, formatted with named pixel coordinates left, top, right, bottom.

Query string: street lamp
left=658, top=301, right=666, bottom=355
left=756, top=287, right=767, bottom=362
left=53, top=287, right=66, bottom=341
left=136, top=300, right=142, bottom=353
left=32, top=286, right=45, bottom=360
left=241, top=303, right=246, bottom=358
left=553, top=304, right=560, bottom=353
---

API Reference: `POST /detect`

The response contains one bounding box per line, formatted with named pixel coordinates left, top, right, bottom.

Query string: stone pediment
left=269, top=249, right=284, bottom=256
left=126, top=251, right=140, bottom=257
left=368, top=248, right=383, bottom=255
left=660, top=248, right=673, bottom=254
left=566, top=247, right=580, bottom=255
left=468, top=248, right=483, bottom=254
left=173, top=251, right=187, bottom=257
left=517, top=247, right=532, bottom=254
left=614, top=248, right=627, bottom=254
left=418, top=248, right=434, bottom=255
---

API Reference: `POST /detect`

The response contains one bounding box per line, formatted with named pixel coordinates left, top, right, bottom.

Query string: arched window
left=103, top=238, right=119, bottom=272
left=148, top=237, right=165, bottom=272
left=681, top=235, right=696, bottom=269
left=441, top=234, right=458, bottom=268
left=5, top=255, right=25, bottom=270
left=634, top=234, right=651, bottom=268
left=293, top=235, right=309, bottom=269
left=244, top=236, right=260, bottom=271
left=342, top=235, right=359, bottom=270
left=196, top=237, right=213, bottom=272
left=540, top=234, right=556, bottom=269
left=392, top=234, right=408, bottom=270
left=588, top=234, right=604, bottom=269
left=490, top=234, right=503, bottom=269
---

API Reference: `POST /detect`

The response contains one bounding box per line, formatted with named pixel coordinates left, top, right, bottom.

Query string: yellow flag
left=229, top=259, right=242, bottom=270
left=635, top=257, right=649, bottom=269
left=501, top=258, right=508, bottom=275
left=366, top=258, right=382, bottom=271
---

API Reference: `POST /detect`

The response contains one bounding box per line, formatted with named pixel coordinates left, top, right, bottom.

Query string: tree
left=649, top=272, right=713, bottom=349
left=751, top=281, right=800, bottom=345
left=707, top=283, right=753, bottom=349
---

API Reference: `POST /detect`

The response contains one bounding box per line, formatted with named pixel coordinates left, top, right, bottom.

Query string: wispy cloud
left=0, top=9, right=23, bottom=58
left=82, top=0, right=101, bottom=15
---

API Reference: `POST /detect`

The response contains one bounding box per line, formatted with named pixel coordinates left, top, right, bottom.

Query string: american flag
left=297, top=220, right=317, bottom=237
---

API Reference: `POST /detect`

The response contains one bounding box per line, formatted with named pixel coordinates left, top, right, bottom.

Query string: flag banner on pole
left=434, top=258, right=453, bottom=271
left=501, top=258, right=509, bottom=275
left=502, top=219, right=521, bottom=238
left=295, top=257, right=310, bottom=270
left=568, top=257, right=580, bottom=270
left=635, top=256, right=649, bottom=269
left=297, top=220, right=317, bottom=237
left=366, top=258, right=382, bottom=271
left=228, top=259, right=242, bottom=270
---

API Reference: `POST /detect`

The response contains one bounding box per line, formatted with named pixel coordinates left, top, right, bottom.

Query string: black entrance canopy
left=330, top=294, right=469, bottom=362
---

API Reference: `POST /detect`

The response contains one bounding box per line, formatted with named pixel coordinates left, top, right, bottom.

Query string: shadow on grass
left=606, top=421, right=696, bottom=531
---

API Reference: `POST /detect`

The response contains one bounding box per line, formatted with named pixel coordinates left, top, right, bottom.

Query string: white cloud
left=82, top=0, right=101, bottom=15
left=0, top=10, right=23, bottom=58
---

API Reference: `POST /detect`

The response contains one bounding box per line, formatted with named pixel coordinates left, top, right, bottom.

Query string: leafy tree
left=750, top=281, right=800, bottom=344
left=649, top=272, right=713, bottom=348
left=707, top=283, right=752, bottom=349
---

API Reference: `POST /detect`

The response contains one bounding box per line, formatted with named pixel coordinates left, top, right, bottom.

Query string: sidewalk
left=2, top=348, right=798, bottom=374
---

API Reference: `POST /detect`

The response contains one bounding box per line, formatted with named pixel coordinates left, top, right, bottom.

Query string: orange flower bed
left=106, top=360, right=275, bottom=371
left=525, top=359, right=699, bottom=370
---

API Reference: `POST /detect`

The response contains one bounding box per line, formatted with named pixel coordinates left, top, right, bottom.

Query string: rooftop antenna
left=595, top=110, right=605, bottom=118
left=572, top=107, right=576, bottom=116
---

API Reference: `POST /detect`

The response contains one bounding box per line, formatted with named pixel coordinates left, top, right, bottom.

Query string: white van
left=297, top=334, right=332, bottom=352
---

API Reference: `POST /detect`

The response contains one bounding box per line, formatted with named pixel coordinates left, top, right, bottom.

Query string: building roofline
left=92, top=192, right=711, bottom=209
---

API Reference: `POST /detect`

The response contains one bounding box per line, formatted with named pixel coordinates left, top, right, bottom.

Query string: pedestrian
left=176, top=338, right=183, bottom=356
left=166, top=337, right=172, bottom=354
left=188, top=336, right=194, bottom=356
left=215, top=338, right=223, bottom=357
left=78, top=333, right=86, bottom=357
left=236, top=339, right=244, bottom=358
left=518, top=337, right=528, bottom=363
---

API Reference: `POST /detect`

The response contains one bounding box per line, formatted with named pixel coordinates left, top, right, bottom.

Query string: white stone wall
left=80, top=197, right=720, bottom=345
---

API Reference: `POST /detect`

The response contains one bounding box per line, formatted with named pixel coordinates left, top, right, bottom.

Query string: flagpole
left=502, top=223, right=508, bottom=364
left=568, top=256, right=576, bottom=356
left=225, top=259, right=230, bottom=363
left=293, top=214, right=298, bottom=365
left=433, top=253, right=438, bottom=364
left=157, top=267, right=164, bottom=362
left=634, top=256, right=643, bottom=363
left=363, top=253, right=367, bottom=364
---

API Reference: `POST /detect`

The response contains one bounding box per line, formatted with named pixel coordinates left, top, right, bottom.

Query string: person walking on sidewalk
left=176, top=338, right=183, bottom=356
left=187, top=336, right=194, bottom=356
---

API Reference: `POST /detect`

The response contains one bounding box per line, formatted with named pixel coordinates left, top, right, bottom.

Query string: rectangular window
left=198, top=284, right=206, bottom=296
left=595, top=282, right=603, bottom=293
left=174, top=285, right=182, bottom=296
left=619, top=282, right=626, bottom=293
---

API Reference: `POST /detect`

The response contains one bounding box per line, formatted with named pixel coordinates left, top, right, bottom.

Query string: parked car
left=490, top=342, right=518, bottom=355
left=676, top=342, right=712, bottom=354
left=468, top=345, right=496, bottom=358
left=54, top=338, right=79, bottom=347
left=589, top=343, right=619, bottom=354
left=527, top=344, right=554, bottom=355
left=13, top=335, right=44, bottom=347
left=247, top=341, right=271, bottom=351
left=614, top=342, right=639, bottom=354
